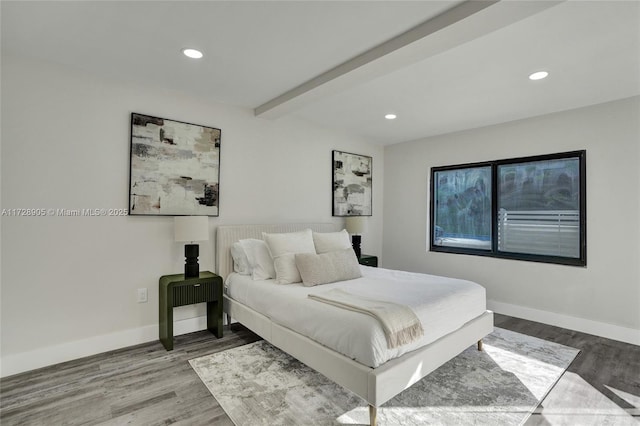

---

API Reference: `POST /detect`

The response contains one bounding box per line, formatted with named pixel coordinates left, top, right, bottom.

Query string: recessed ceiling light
left=182, top=48, right=203, bottom=59
left=385, top=114, right=397, bottom=120
left=529, top=71, right=549, bottom=81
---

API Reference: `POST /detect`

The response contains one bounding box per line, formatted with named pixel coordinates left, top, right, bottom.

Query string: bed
left=216, top=223, right=494, bottom=426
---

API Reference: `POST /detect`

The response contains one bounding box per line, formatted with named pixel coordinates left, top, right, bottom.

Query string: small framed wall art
left=332, top=150, right=372, bottom=216
left=129, top=113, right=221, bottom=216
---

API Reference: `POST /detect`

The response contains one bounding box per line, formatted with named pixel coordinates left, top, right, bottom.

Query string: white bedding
left=226, top=266, right=486, bottom=368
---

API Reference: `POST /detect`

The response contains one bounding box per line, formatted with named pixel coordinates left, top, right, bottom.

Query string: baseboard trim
left=0, top=316, right=208, bottom=378
left=488, top=299, right=640, bottom=346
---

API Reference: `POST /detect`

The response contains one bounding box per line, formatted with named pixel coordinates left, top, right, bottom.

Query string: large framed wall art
left=332, top=150, right=372, bottom=216
left=129, top=113, right=221, bottom=216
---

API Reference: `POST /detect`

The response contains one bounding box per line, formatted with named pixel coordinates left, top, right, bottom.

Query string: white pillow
left=231, top=242, right=251, bottom=275
left=239, top=238, right=275, bottom=281
left=263, top=229, right=315, bottom=284
left=313, top=229, right=351, bottom=254
left=295, top=248, right=362, bottom=286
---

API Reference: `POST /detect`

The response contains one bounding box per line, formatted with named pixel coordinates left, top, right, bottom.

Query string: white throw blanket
left=308, top=288, right=424, bottom=349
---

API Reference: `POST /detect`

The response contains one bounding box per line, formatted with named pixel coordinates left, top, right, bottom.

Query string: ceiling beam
left=255, top=0, right=563, bottom=119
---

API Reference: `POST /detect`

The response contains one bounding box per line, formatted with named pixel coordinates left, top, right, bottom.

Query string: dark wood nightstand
left=358, top=254, right=378, bottom=267
left=159, top=271, right=223, bottom=351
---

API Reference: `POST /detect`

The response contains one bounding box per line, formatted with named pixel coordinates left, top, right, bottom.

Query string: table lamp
left=345, top=216, right=365, bottom=258
left=174, top=216, right=209, bottom=278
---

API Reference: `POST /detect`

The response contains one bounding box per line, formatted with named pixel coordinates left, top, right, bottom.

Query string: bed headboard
left=216, top=223, right=340, bottom=280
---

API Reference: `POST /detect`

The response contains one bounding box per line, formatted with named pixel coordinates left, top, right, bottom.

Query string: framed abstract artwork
left=332, top=150, right=372, bottom=216
left=128, top=113, right=221, bottom=216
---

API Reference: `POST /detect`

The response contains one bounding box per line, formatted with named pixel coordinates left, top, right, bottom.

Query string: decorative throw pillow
left=295, top=248, right=362, bottom=286
left=263, top=229, right=315, bottom=284
left=231, top=242, right=251, bottom=275
left=312, top=229, right=351, bottom=254
left=239, top=238, right=275, bottom=281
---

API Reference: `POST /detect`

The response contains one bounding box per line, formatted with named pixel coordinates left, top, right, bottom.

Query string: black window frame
left=429, top=150, right=586, bottom=266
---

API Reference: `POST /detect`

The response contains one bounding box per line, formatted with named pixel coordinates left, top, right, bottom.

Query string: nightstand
left=159, top=271, right=223, bottom=351
left=358, top=254, right=378, bottom=267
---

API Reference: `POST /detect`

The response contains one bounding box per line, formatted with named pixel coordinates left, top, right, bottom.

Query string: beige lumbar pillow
left=295, top=248, right=362, bottom=287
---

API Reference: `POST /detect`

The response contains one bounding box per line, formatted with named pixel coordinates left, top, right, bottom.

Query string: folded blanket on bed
left=308, top=288, right=424, bottom=349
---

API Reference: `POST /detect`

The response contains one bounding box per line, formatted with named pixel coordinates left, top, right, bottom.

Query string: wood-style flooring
left=494, top=315, right=639, bottom=425
left=1, top=314, right=638, bottom=425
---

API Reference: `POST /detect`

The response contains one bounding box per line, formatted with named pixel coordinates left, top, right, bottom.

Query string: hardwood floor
left=0, top=325, right=260, bottom=426
left=494, top=315, right=640, bottom=425
left=1, top=315, right=638, bottom=425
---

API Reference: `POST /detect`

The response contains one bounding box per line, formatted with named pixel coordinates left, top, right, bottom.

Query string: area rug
left=189, top=328, right=579, bottom=425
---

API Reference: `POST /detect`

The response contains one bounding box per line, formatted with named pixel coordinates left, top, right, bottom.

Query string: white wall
left=383, top=97, right=640, bottom=344
left=0, top=55, right=384, bottom=376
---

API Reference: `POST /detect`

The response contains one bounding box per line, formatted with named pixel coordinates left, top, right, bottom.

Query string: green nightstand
left=358, top=254, right=378, bottom=267
left=159, top=271, right=223, bottom=351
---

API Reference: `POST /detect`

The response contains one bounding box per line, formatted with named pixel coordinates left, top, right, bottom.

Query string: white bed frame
left=216, top=223, right=494, bottom=426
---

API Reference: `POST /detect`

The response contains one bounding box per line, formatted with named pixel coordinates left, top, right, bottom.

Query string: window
left=432, top=165, right=492, bottom=251
left=430, top=151, right=586, bottom=266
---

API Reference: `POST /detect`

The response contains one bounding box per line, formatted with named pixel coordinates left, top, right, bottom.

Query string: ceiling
left=2, top=1, right=639, bottom=145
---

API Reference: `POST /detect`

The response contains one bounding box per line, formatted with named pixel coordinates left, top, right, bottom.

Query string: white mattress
left=226, top=266, right=486, bottom=368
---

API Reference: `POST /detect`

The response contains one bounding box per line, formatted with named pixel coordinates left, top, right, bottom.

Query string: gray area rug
left=190, top=328, right=579, bottom=425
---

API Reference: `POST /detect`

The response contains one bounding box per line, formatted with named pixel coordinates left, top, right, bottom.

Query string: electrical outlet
left=137, top=287, right=148, bottom=303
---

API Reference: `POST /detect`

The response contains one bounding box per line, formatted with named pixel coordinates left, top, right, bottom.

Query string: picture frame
left=128, top=113, right=221, bottom=216
left=332, top=150, right=372, bottom=216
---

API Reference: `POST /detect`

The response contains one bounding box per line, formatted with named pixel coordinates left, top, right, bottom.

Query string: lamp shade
left=174, top=216, right=209, bottom=242
left=345, top=216, right=365, bottom=235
